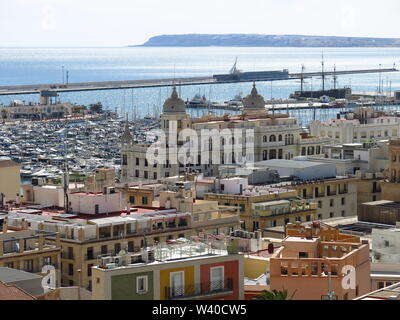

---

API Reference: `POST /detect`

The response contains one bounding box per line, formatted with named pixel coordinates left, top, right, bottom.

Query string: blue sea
left=0, top=46, right=399, bottom=124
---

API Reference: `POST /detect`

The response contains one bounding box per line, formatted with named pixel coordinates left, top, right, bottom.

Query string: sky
left=1, top=0, right=400, bottom=47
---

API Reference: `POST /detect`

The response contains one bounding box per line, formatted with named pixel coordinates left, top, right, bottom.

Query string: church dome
left=242, top=83, right=265, bottom=110
left=163, top=86, right=186, bottom=113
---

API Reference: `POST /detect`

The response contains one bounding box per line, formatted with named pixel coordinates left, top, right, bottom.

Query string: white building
left=69, top=189, right=122, bottom=215
left=121, top=84, right=333, bottom=182
left=310, top=107, right=400, bottom=144
left=372, top=226, right=400, bottom=263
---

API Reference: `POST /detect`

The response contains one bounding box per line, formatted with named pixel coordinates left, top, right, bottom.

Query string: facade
left=204, top=186, right=317, bottom=232
left=370, top=262, right=400, bottom=291
left=91, top=238, right=244, bottom=300
left=0, top=229, right=61, bottom=287
left=121, top=84, right=333, bottom=182
left=0, top=159, right=21, bottom=202
left=69, top=190, right=122, bottom=215
left=371, top=226, right=400, bottom=263
left=310, top=107, right=400, bottom=144
left=85, top=168, right=116, bottom=193
left=359, top=200, right=400, bottom=225
left=269, top=222, right=371, bottom=300
left=381, top=138, right=400, bottom=201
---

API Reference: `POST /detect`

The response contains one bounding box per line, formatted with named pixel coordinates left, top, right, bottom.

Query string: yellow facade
left=0, top=160, right=21, bottom=201
left=159, top=266, right=195, bottom=300
left=244, top=256, right=269, bottom=279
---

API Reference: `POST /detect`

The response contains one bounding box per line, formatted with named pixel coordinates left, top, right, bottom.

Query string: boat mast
left=321, top=52, right=325, bottom=92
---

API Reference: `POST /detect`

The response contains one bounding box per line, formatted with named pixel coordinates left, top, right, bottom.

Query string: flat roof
left=255, top=159, right=331, bottom=169
left=0, top=267, right=42, bottom=283
left=284, top=236, right=318, bottom=243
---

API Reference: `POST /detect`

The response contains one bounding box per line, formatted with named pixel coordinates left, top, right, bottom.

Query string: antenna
left=333, top=64, right=337, bottom=90
left=321, top=51, right=325, bottom=92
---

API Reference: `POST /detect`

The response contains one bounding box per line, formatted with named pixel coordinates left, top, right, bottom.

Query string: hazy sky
left=1, top=0, right=400, bottom=47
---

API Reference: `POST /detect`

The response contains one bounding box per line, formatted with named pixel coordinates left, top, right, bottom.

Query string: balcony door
left=170, top=271, right=184, bottom=297
left=210, top=266, right=224, bottom=291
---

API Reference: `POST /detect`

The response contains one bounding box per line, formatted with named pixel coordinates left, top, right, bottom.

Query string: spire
left=171, top=85, right=178, bottom=99
left=122, top=113, right=133, bottom=144
left=251, top=81, right=258, bottom=96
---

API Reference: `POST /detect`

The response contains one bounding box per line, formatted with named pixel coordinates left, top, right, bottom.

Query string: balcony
left=165, top=278, right=233, bottom=300
left=61, top=252, right=74, bottom=260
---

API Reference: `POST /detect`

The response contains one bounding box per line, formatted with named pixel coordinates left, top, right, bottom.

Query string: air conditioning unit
left=100, top=257, right=112, bottom=266
left=113, top=256, right=122, bottom=266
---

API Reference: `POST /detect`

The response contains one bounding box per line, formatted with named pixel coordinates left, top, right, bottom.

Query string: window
left=341, top=197, right=345, bottom=205
left=299, top=252, right=308, bottom=258
left=129, top=196, right=135, bottom=204
left=122, top=154, right=127, bottom=165
left=87, top=264, right=93, bottom=276
left=101, top=245, right=107, bottom=254
left=136, top=276, right=148, bottom=294
left=170, top=271, right=184, bottom=297
left=306, top=215, right=311, bottom=222
left=135, top=170, right=139, bottom=178
left=210, top=266, right=224, bottom=291
left=115, top=243, right=121, bottom=253
left=24, top=260, right=33, bottom=272
left=145, top=159, right=148, bottom=167
left=318, top=201, right=322, bottom=208
left=136, top=158, right=139, bottom=166
left=4, top=262, right=14, bottom=269
left=384, top=240, right=390, bottom=247
left=318, top=214, right=322, bottom=220
left=68, top=263, right=74, bottom=276
left=330, top=212, right=334, bottom=218
left=153, top=172, right=157, bottom=180
left=330, top=199, right=334, bottom=207
left=341, top=210, right=345, bottom=217
left=142, top=197, right=148, bottom=205
left=43, top=256, right=52, bottom=265
left=144, top=171, right=148, bottom=179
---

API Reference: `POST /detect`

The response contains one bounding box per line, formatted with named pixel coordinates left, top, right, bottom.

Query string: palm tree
left=253, top=289, right=297, bottom=300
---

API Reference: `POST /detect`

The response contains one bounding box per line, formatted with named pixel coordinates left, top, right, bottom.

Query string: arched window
left=269, top=135, right=276, bottom=142
left=269, top=149, right=277, bottom=159
left=301, top=147, right=306, bottom=156
left=278, top=135, right=283, bottom=142
left=263, top=135, right=267, bottom=142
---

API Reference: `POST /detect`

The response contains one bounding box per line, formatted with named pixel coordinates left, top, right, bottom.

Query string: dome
left=242, top=83, right=265, bottom=110
left=163, top=86, right=186, bottom=113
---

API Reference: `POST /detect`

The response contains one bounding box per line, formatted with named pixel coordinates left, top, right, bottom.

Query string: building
left=0, top=228, right=61, bottom=287
left=269, top=222, right=371, bottom=300
left=91, top=237, right=244, bottom=300
left=371, top=226, right=400, bottom=263
left=381, top=138, right=400, bottom=201
left=355, top=282, right=400, bottom=300
left=85, top=168, right=116, bottom=193
left=0, top=159, right=21, bottom=202
left=69, top=189, right=122, bottom=215
left=359, top=200, right=400, bottom=225
left=254, top=159, right=337, bottom=180
left=204, top=185, right=317, bottom=232
left=310, top=106, right=400, bottom=144
left=0, top=91, right=76, bottom=121
left=121, top=84, right=333, bottom=182
left=370, top=262, right=400, bottom=291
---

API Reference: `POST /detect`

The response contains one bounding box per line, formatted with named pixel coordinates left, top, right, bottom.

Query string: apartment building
left=204, top=185, right=317, bottom=232
left=287, top=177, right=358, bottom=219
left=91, top=237, right=244, bottom=300
left=269, top=222, right=371, bottom=300
left=310, top=106, right=400, bottom=144
left=0, top=228, right=61, bottom=286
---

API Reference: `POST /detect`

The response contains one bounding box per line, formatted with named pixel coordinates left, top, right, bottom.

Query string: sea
left=1, top=46, right=400, bottom=125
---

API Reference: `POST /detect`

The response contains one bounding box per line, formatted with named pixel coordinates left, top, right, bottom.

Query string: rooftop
left=0, top=267, right=42, bottom=283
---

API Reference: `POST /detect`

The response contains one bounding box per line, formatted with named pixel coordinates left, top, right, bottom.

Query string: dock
left=0, top=68, right=397, bottom=96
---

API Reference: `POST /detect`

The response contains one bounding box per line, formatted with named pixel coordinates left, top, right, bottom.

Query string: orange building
left=269, top=222, right=371, bottom=300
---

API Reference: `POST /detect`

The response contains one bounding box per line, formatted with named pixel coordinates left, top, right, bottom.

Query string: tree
left=253, top=289, right=297, bottom=300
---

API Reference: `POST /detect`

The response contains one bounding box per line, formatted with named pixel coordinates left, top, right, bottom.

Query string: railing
left=61, top=252, right=74, bottom=260
left=165, top=278, right=233, bottom=300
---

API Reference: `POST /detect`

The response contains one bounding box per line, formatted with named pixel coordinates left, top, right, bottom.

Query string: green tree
left=253, top=289, right=297, bottom=300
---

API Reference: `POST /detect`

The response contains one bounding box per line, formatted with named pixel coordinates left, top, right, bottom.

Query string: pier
left=0, top=68, right=397, bottom=96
